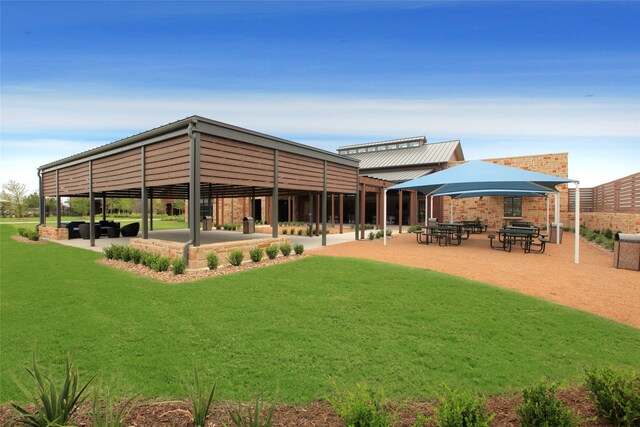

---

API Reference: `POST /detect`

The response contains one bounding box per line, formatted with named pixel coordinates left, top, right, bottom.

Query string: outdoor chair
left=78, top=223, right=101, bottom=240
left=120, top=222, right=140, bottom=237
left=65, top=221, right=85, bottom=239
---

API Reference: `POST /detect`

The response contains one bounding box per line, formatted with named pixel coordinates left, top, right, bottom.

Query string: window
left=348, top=149, right=356, bottom=154
left=410, top=141, right=420, bottom=147
left=339, top=150, right=347, bottom=155
left=377, top=145, right=386, bottom=151
left=357, top=148, right=366, bottom=153
left=504, top=197, right=522, bottom=217
left=388, top=144, right=397, bottom=149
left=398, top=143, right=408, bottom=148
left=367, top=147, right=376, bottom=152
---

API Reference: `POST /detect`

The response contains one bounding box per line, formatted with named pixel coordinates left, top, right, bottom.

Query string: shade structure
left=388, top=160, right=575, bottom=195
left=383, top=161, right=581, bottom=263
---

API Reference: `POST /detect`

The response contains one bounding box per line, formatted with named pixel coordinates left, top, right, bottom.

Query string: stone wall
left=130, top=236, right=291, bottom=269
left=581, top=212, right=640, bottom=234
left=441, top=153, right=571, bottom=230
left=38, top=226, right=69, bottom=240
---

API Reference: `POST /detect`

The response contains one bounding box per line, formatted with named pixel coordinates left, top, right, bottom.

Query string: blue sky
left=1, top=1, right=639, bottom=191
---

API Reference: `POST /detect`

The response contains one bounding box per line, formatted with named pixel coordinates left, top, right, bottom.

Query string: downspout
left=183, top=120, right=197, bottom=262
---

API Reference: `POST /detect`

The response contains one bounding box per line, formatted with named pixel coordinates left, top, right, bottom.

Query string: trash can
left=243, top=216, right=255, bottom=234
left=613, top=233, right=640, bottom=271
left=202, top=216, right=212, bottom=231
left=428, top=218, right=438, bottom=226
left=550, top=223, right=563, bottom=244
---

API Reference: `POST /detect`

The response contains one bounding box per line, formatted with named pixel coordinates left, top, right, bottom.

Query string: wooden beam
left=360, top=184, right=366, bottom=239
left=339, top=193, right=344, bottom=234
left=315, top=193, right=320, bottom=235
left=399, top=190, right=403, bottom=233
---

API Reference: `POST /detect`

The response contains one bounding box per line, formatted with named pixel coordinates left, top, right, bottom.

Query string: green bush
left=110, top=245, right=124, bottom=260
left=585, top=367, right=640, bottom=426
left=290, top=228, right=295, bottom=235
left=206, top=252, right=220, bottom=270
left=18, top=227, right=39, bottom=241
left=297, top=229, right=303, bottom=236
left=120, top=246, right=132, bottom=263
left=375, top=230, right=384, bottom=239
left=131, top=248, right=142, bottom=264
left=368, top=231, right=375, bottom=240
left=433, top=387, right=494, bottom=427
left=186, top=366, right=216, bottom=427
left=604, top=228, right=613, bottom=239
left=386, top=229, right=393, bottom=237
left=408, top=225, right=423, bottom=233
left=249, top=247, right=264, bottom=263
left=282, top=229, right=288, bottom=235
left=171, top=257, right=186, bottom=275
left=103, top=245, right=116, bottom=260
left=151, top=256, right=170, bottom=272
left=329, top=384, right=393, bottom=427
left=11, top=355, right=94, bottom=427
left=280, top=243, right=292, bottom=257
left=293, top=243, right=304, bottom=255
left=266, top=244, right=279, bottom=260
left=228, top=249, right=244, bottom=266
left=227, top=396, right=274, bottom=427
left=517, top=380, right=578, bottom=427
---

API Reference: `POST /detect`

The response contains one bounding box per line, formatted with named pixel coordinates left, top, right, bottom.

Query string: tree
left=69, top=197, right=90, bottom=217
left=1, top=180, right=28, bottom=219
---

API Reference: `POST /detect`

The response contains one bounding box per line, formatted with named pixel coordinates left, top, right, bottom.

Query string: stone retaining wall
left=38, top=226, right=69, bottom=240
left=580, top=212, right=640, bottom=234
left=130, top=236, right=291, bottom=269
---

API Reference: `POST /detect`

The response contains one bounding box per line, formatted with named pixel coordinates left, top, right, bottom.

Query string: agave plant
left=187, top=366, right=216, bottom=427
left=12, top=355, right=95, bottom=427
left=92, top=378, right=138, bottom=427
left=227, top=396, right=275, bottom=427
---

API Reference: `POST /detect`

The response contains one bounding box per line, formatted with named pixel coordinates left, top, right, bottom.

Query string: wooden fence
left=569, top=172, right=640, bottom=213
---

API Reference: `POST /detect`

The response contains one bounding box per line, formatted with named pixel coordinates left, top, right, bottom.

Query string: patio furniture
left=107, top=227, right=120, bottom=238
left=64, top=221, right=86, bottom=239
left=78, top=223, right=101, bottom=240
left=99, top=220, right=120, bottom=237
left=488, top=233, right=511, bottom=252
left=120, top=222, right=140, bottom=237
left=525, top=237, right=548, bottom=254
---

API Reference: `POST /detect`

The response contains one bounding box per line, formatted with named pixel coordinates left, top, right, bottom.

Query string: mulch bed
left=0, top=387, right=611, bottom=426
left=98, top=254, right=307, bottom=283
left=10, top=235, right=47, bottom=244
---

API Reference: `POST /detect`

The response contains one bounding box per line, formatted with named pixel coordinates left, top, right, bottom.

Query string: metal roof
left=39, top=115, right=359, bottom=171
left=344, top=140, right=462, bottom=170
left=361, top=169, right=433, bottom=182
left=338, top=136, right=426, bottom=150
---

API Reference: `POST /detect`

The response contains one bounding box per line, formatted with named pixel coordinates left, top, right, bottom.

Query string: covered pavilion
left=383, top=161, right=581, bottom=263
left=37, top=116, right=361, bottom=263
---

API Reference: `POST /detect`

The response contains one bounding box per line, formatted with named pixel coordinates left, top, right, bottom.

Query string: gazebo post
left=546, top=195, right=550, bottom=234
left=141, top=146, right=148, bottom=239
left=554, top=193, right=560, bottom=244
left=339, top=193, right=344, bottom=234
left=383, top=189, right=388, bottom=246
left=430, top=195, right=433, bottom=221
left=398, top=190, right=403, bottom=233
left=308, top=191, right=313, bottom=238
left=424, top=194, right=428, bottom=227
left=102, top=193, right=107, bottom=222
left=149, top=192, right=153, bottom=231
left=322, top=160, right=327, bottom=246
left=575, top=182, right=580, bottom=264
left=450, top=196, right=454, bottom=223
left=355, top=175, right=360, bottom=240
left=89, top=160, right=95, bottom=247
left=272, top=149, right=279, bottom=238
left=55, top=170, right=61, bottom=228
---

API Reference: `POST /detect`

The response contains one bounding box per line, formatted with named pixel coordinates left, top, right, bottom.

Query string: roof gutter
left=182, top=119, right=197, bottom=264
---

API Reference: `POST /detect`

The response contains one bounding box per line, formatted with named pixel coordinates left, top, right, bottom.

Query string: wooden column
left=215, top=197, right=220, bottom=226
left=221, top=197, right=226, bottom=225
left=331, top=194, right=335, bottom=228
left=375, top=190, right=380, bottom=228
left=409, top=191, right=415, bottom=225
left=398, top=190, right=403, bottom=233
left=339, top=193, right=344, bottom=234
left=315, top=193, right=320, bottom=235
left=360, top=184, right=366, bottom=239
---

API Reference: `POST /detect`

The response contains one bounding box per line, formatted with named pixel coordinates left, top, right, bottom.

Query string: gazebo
left=382, top=161, right=581, bottom=263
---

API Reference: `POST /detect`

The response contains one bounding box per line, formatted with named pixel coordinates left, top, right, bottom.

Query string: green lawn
left=0, top=216, right=187, bottom=230
left=1, top=224, right=638, bottom=404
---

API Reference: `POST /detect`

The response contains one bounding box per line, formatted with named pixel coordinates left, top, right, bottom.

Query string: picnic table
left=490, top=227, right=539, bottom=252
left=414, top=224, right=466, bottom=246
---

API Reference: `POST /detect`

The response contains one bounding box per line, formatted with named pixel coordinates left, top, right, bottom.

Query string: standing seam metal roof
left=344, top=140, right=462, bottom=170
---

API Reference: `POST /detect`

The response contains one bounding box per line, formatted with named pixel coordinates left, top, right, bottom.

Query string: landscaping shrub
left=186, top=366, right=216, bottom=427
left=433, top=387, right=494, bottom=427
left=12, top=355, right=94, bottom=427
left=171, top=257, right=186, bottom=275
left=329, top=384, right=393, bottom=427
left=249, top=247, right=264, bottom=263
left=408, top=225, right=422, bottom=233
left=297, top=229, right=303, bottom=236
left=375, top=230, right=384, bottom=239
left=293, top=243, right=304, bottom=255
left=517, top=380, right=578, bottom=427
left=110, top=245, right=124, bottom=260
left=280, top=243, right=292, bottom=257
left=206, top=252, right=220, bottom=270
left=585, top=367, right=640, bottom=426
left=151, top=256, right=170, bottom=272
left=227, top=396, right=274, bottom=427
left=282, top=229, right=288, bottom=235
left=120, top=246, right=132, bottom=262
left=228, top=249, right=244, bottom=266
left=604, top=228, right=613, bottom=239
left=290, top=228, right=295, bottom=235
left=130, top=248, right=142, bottom=264
left=18, top=227, right=39, bottom=241
left=103, top=245, right=116, bottom=260
left=368, top=231, right=375, bottom=240
left=386, top=229, right=392, bottom=237
left=266, top=244, right=279, bottom=260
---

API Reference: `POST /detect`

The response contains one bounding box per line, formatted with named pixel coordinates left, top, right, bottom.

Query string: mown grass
left=1, top=224, right=638, bottom=404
